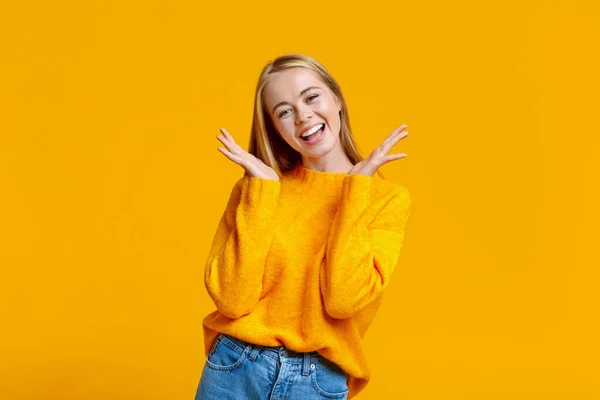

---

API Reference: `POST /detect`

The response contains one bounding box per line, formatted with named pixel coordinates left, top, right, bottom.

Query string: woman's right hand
left=216, top=128, right=280, bottom=181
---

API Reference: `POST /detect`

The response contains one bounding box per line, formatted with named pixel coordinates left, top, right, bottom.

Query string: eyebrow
left=271, top=86, right=321, bottom=114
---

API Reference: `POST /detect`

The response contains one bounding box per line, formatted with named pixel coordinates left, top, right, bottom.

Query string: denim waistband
left=217, top=333, right=330, bottom=365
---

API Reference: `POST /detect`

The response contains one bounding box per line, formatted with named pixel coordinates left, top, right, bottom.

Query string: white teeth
left=301, top=124, right=324, bottom=137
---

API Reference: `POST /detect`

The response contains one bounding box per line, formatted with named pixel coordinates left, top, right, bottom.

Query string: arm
left=320, top=174, right=413, bottom=319
left=204, top=175, right=281, bottom=319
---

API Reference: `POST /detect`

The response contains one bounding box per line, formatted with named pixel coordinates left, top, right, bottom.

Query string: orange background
left=1, top=1, right=599, bottom=399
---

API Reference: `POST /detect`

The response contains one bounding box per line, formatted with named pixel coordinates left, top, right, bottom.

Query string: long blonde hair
left=247, top=53, right=385, bottom=179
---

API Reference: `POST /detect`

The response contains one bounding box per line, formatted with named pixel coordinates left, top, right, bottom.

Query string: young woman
left=194, top=54, right=413, bottom=400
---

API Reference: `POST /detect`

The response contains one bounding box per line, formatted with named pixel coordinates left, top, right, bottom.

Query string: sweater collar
left=282, top=161, right=349, bottom=196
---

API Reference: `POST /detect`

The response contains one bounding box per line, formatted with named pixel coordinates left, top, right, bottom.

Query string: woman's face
left=263, top=67, right=343, bottom=159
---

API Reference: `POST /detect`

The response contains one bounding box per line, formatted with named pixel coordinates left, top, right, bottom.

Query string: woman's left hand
left=348, top=124, right=409, bottom=177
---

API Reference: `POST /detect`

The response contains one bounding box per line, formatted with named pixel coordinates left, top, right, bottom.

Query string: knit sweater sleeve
left=321, top=174, right=413, bottom=319
left=204, top=175, right=281, bottom=319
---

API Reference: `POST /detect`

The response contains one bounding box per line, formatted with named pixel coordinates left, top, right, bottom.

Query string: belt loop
left=302, top=352, right=311, bottom=376
left=248, top=344, right=263, bottom=361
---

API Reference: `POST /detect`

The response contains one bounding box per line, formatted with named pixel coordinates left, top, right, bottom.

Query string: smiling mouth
left=300, top=124, right=325, bottom=141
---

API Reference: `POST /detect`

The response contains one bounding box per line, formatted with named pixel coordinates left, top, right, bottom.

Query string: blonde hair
left=247, top=53, right=385, bottom=179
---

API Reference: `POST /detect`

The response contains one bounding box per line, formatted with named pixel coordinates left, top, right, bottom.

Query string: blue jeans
left=194, top=333, right=349, bottom=399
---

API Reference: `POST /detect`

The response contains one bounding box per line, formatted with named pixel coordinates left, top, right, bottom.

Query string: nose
left=295, top=105, right=313, bottom=124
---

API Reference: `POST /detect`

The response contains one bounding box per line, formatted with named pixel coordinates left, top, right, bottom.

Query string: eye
left=277, top=94, right=319, bottom=118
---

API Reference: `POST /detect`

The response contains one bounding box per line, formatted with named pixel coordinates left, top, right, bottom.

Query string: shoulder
left=224, top=175, right=246, bottom=212
left=372, top=177, right=413, bottom=221
left=225, top=174, right=281, bottom=211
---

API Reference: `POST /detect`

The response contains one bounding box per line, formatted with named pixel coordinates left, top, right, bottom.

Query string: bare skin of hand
left=348, top=124, right=409, bottom=177
left=216, top=128, right=280, bottom=181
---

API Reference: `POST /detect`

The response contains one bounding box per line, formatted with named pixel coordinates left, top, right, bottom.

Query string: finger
left=217, top=133, right=246, bottom=156
left=220, top=128, right=245, bottom=153
left=381, top=129, right=408, bottom=154
left=217, top=135, right=239, bottom=155
left=219, top=129, right=240, bottom=149
left=217, top=146, right=243, bottom=164
left=220, top=128, right=239, bottom=146
left=382, top=124, right=408, bottom=146
left=393, top=124, right=408, bottom=134
left=220, top=128, right=235, bottom=143
left=384, top=153, right=407, bottom=163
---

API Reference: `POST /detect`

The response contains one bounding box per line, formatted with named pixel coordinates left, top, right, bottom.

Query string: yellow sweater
left=202, top=161, right=413, bottom=399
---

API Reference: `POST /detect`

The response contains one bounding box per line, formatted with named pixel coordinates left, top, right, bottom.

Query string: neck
left=301, top=148, right=354, bottom=174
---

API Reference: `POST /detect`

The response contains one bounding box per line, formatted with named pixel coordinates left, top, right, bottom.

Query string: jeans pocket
left=205, top=334, right=248, bottom=371
left=311, top=359, right=349, bottom=398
